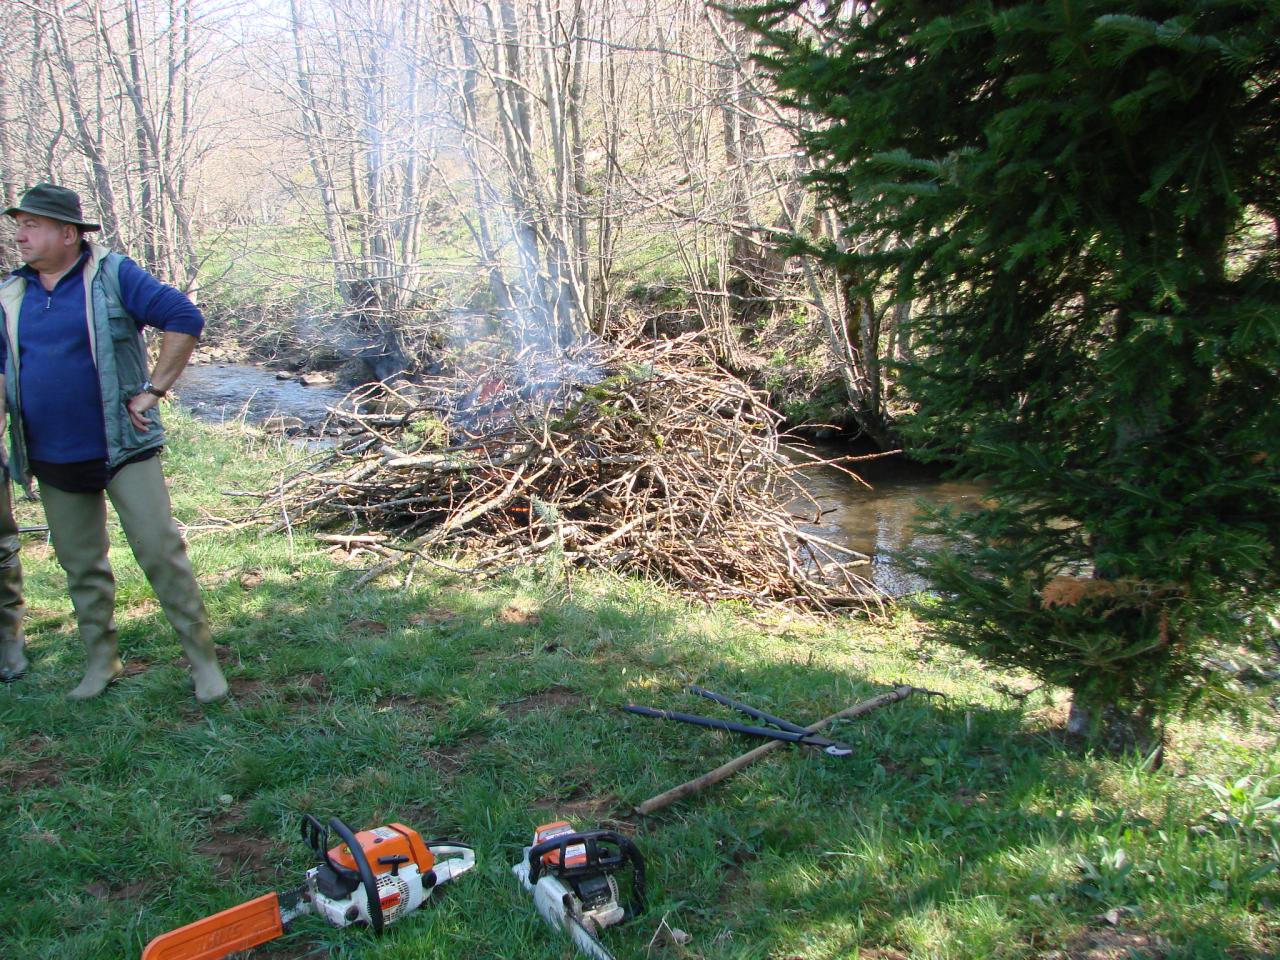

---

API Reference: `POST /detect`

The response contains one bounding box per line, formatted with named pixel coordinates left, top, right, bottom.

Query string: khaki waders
left=0, top=477, right=26, bottom=681
left=40, top=456, right=228, bottom=702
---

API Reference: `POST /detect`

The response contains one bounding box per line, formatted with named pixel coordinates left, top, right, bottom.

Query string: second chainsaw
left=513, top=821, right=646, bottom=960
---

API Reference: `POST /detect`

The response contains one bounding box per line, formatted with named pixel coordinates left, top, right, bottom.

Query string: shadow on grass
left=0, top=564, right=1271, bottom=960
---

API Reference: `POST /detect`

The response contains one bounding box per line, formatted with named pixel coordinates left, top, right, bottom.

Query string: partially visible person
left=0, top=457, right=25, bottom=683
left=0, top=183, right=228, bottom=702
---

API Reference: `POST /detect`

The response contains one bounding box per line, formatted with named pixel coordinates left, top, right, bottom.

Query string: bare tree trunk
left=715, top=17, right=762, bottom=291
left=567, top=17, right=591, bottom=326
left=812, top=208, right=897, bottom=445
left=398, top=0, right=426, bottom=276
left=448, top=9, right=519, bottom=320
left=0, top=41, right=13, bottom=208
left=288, top=0, right=354, bottom=296
left=165, top=0, right=195, bottom=283
left=88, top=0, right=199, bottom=287
left=591, top=0, right=622, bottom=333
left=533, top=0, right=590, bottom=342
left=1067, top=700, right=1165, bottom=769
left=492, top=0, right=558, bottom=346
left=123, top=0, right=157, bottom=267
left=48, top=0, right=120, bottom=241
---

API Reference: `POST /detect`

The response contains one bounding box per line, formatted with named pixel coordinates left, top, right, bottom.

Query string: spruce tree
left=741, top=0, right=1280, bottom=753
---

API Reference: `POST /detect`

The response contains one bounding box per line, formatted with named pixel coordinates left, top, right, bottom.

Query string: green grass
left=1, top=410, right=1276, bottom=959
left=195, top=221, right=492, bottom=330
left=198, top=225, right=338, bottom=315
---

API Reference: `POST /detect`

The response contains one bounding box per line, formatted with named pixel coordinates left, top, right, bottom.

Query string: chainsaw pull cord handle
left=328, top=817, right=385, bottom=936
left=526, top=830, right=646, bottom=921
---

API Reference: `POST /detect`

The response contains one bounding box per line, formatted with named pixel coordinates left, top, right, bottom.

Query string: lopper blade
left=140, top=892, right=288, bottom=960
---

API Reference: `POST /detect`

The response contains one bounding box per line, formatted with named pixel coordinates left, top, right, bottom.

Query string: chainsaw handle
left=328, top=817, right=385, bottom=936
left=527, top=830, right=646, bottom=920
left=301, top=814, right=334, bottom=866
left=301, top=814, right=360, bottom=891
left=620, top=834, right=646, bottom=920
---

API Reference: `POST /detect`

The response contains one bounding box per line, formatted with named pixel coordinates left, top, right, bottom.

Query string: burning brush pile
left=262, top=335, right=880, bottom=611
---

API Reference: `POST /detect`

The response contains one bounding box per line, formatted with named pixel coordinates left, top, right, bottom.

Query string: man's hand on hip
left=126, top=331, right=199, bottom=433
left=127, top=390, right=159, bottom=431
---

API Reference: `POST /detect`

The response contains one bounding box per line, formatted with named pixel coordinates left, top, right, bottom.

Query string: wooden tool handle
left=634, top=685, right=919, bottom=816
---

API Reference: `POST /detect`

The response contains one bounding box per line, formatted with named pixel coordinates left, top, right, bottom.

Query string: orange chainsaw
left=141, top=814, right=475, bottom=960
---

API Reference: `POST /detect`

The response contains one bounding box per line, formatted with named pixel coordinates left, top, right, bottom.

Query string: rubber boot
left=38, top=481, right=125, bottom=700
left=107, top=458, right=228, bottom=704
left=0, top=480, right=26, bottom=682
left=0, top=632, right=25, bottom=683
left=67, top=621, right=124, bottom=700
left=181, top=620, right=229, bottom=704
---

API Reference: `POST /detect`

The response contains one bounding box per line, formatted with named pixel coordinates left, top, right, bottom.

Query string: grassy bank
left=1, top=411, right=1276, bottom=960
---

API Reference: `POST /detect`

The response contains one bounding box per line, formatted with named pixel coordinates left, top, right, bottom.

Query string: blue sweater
left=0, top=248, right=204, bottom=464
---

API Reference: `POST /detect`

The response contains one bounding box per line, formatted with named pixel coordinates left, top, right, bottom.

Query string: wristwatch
left=140, top=379, right=168, bottom=398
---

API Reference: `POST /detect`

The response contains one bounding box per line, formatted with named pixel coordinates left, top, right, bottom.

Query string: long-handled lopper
left=622, top=684, right=854, bottom=757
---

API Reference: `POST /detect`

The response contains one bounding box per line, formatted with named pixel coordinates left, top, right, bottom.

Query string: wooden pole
left=634, top=685, right=920, bottom=816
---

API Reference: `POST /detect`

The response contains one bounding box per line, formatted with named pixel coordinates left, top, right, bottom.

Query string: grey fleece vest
left=0, top=243, right=164, bottom=486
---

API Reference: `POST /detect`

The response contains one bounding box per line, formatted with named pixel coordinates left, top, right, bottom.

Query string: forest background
left=0, top=0, right=889, bottom=436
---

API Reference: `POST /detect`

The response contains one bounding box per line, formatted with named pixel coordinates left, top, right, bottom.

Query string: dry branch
left=253, top=335, right=884, bottom=612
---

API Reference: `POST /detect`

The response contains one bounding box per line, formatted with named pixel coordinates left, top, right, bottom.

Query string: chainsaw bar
left=141, top=819, right=475, bottom=960
left=566, top=911, right=618, bottom=960
left=139, top=893, right=288, bottom=960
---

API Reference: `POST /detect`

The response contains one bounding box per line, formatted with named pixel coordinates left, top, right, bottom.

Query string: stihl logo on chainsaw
left=141, top=814, right=475, bottom=960
left=189, top=921, right=257, bottom=950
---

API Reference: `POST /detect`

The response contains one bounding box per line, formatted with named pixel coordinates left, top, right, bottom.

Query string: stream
left=790, top=449, right=984, bottom=596
left=177, top=362, right=350, bottom=429
left=175, top=363, right=984, bottom=594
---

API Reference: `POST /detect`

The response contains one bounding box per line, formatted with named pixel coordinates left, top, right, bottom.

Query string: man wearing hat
left=0, top=183, right=228, bottom=702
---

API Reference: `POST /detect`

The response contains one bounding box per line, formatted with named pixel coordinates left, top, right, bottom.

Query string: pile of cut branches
left=260, top=336, right=882, bottom=611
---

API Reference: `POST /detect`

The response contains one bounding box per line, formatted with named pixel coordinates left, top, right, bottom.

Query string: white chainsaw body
left=302, top=843, right=476, bottom=929
left=514, top=848, right=623, bottom=960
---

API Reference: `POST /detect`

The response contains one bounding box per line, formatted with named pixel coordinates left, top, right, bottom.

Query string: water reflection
left=788, top=446, right=985, bottom=596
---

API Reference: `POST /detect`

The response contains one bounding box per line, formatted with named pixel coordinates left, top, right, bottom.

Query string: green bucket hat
left=4, top=183, right=101, bottom=231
